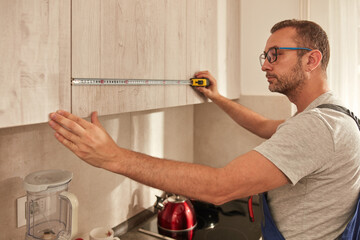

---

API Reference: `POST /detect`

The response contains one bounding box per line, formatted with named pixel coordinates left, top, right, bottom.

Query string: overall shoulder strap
left=317, top=104, right=360, bottom=131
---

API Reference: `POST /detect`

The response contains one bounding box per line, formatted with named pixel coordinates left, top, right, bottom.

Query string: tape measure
left=71, top=78, right=210, bottom=87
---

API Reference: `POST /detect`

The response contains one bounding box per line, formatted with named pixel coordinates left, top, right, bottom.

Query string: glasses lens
left=259, top=47, right=278, bottom=66
left=259, top=53, right=265, bottom=66
left=267, top=48, right=277, bottom=63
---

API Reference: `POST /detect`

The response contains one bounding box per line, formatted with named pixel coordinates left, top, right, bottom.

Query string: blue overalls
left=260, top=104, right=360, bottom=240
left=260, top=193, right=360, bottom=240
left=260, top=193, right=285, bottom=240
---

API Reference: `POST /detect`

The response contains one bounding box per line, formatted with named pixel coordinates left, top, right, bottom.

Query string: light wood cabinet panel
left=224, top=0, right=241, bottom=99
left=164, top=0, right=187, bottom=108
left=187, top=0, right=240, bottom=102
left=0, top=0, right=71, bottom=128
left=73, top=0, right=166, bottom=79
left=72, top=0, right=240, bottom=118
left=72, top=0, right=167, bottom=117
left=186, top=0, right=218, bottom=105
left=72, top=0, right=101, bottom=78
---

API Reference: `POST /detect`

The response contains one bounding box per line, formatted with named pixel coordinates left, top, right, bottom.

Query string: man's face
left=261, top=27, right=306, bottom=96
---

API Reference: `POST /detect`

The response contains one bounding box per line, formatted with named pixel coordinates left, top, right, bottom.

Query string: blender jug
left=24, top=170, right=78, bottom=240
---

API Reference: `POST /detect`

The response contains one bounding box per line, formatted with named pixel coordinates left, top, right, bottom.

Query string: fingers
left=194, top=70, right=212, bottom=79
left=194, top=71, right=217, bottom=85
left=53, top=131, right=79, bottom=153
left=48, top=118, right=80, bottom=143
left=56, top=110, right=92, bottom=129
left=192, top=71, right=221, bottom=100
left=195, top=86, right=207, bottom=94
left=194, top=70, right=209, bottom=76
left=91, top=111, right=107, bottom=132
left=49, top=111, right=86, bottom=137
left=91, top=111, right=100, bottom=127
left=49, top=110, right=114, bottom=167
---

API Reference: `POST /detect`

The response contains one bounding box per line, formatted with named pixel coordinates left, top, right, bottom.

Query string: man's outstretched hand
left=48, top=110, right=120, bottom=169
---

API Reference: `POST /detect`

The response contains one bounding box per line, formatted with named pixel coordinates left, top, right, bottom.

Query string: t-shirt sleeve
left=254, top=112, right=334, bottom=185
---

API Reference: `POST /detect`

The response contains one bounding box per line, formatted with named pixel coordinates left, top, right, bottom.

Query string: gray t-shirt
left=254, top=91, right=360, bottom=240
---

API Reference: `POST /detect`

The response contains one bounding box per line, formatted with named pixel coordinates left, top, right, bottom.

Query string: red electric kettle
left=155, top=195, right=197, bottom=239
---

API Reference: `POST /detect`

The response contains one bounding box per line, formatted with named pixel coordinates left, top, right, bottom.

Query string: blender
left=24, top=169, right=79, bottom=240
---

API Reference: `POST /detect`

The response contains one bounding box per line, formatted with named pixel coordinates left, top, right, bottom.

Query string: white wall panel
left=240, top=0, right=301, bottom=95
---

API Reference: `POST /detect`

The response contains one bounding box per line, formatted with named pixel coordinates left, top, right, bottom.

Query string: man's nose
left=261, top=59, right=272, bottom=72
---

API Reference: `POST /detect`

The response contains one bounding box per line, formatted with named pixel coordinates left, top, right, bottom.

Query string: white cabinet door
left=0, top=0, right=71, bottom=128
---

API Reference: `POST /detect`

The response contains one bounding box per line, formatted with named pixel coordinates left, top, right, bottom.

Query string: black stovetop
left=138, top=199, right=262, bottom=240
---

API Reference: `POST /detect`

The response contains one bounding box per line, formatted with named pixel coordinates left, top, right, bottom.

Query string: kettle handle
left=155, top=195, right=165, bottom=210
left=60, top=191, right=79, bottom=239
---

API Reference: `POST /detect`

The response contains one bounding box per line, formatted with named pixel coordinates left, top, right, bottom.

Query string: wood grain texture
left=72, top=0, right=166, bottom=79
left=0, top=0, right=71, bottom=128
left=164, top=0, right=187, bottom=108
left=224, top=0, right=241, bottom=99
left=72, top=0, right=167, bottom=117
left=186, top=0, right=217, bottom=105
left=72, top=0, right=240, bottom=117
left=72, top=0, right=101, bottom=78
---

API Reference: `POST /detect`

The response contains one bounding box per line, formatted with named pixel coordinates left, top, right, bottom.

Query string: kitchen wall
left=240, top=0, right=307, bottom=96
left=0, top=105, right=194, bottom=239
left=194, top=95, right=292, bottom=168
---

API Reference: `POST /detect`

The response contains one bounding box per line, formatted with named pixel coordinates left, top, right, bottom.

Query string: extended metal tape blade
left=72, top=78, right=191, bottom=86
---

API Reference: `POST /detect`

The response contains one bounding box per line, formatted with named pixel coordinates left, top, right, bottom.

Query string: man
left=49, top=20, right=360, bottom=239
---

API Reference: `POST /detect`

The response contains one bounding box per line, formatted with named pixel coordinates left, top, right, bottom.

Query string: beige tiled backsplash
left=0, top=105, right=194, bottom=239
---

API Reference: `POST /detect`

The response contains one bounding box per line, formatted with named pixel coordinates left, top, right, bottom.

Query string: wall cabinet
left=0, top=0, right=71, bottom=128
left=0, top=0, right=240, bottom=127
left=72, top=0, right=240, bottom=117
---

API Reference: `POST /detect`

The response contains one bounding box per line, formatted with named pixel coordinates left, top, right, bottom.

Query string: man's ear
left=305, top=50, right=322, bottom=72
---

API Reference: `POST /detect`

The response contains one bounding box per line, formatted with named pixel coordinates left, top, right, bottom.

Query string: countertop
left=116, top=209, right=159, bottom=240
left=74, top=231, right=157, bottom=240
left=74, top=209, right=158, bottom=240
left=120, top=230, right=160, bottom=240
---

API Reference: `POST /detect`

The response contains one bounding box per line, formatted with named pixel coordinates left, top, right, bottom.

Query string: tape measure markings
left=72, top=78, right=191, bottom=86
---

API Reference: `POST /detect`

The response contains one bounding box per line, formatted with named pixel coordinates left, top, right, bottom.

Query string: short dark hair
left=271, top=19, right=330, bottom=71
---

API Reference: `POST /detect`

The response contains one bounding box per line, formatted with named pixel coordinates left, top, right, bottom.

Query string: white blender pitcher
left=24, top=169, right=78, bottom=240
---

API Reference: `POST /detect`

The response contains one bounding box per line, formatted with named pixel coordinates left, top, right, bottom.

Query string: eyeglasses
left=259, top=47, right=312, bottom=67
